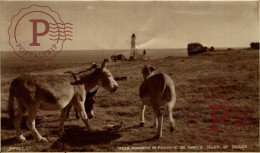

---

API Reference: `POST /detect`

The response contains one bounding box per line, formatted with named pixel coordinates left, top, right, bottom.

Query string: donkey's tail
left=8, top=84, right=15, bottom=119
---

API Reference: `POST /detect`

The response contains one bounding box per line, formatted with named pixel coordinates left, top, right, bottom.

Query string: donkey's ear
left=150, top=66, right=156, bottom=72
left=91, top=63, right=98, bottom=69
left=101, top=59, right=107, bottom=70
left=142, top=65, right=147, bottom=73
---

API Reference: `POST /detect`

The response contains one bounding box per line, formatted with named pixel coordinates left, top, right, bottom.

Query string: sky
left=0, top=1, right=259, bottom=51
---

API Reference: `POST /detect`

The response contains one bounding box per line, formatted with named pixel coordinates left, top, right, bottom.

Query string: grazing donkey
left=139, top=65, right=176, bottom=138
left=8, top=60, right=118, bottom=142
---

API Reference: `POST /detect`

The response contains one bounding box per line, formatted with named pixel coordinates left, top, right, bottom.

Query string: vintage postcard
left=0, top=0, right=259, bottom=152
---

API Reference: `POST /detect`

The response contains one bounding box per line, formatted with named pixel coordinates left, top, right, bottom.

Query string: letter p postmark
left=8, top=4, right=73, bottom=62
left=187, top=90, right=254, bottom=144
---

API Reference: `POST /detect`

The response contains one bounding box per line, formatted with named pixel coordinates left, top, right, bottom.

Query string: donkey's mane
left=65, top=64, right=100, bottom=85
left=77, top=67, right=98, bottom=79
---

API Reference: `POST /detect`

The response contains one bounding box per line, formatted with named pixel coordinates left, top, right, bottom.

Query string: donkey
left=8, top=60, right=118, bottom=142
left=139, top=65, right=176, bottom=138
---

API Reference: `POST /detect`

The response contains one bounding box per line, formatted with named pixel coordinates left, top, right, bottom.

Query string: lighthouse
left=130, top=33, right=138, bottom=59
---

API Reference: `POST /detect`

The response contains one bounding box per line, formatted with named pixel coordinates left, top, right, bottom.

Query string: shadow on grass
left=50, top=125, right=121, bottom=150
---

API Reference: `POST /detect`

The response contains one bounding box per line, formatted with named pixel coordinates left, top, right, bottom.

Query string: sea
left=1, top=48, right=187, bottom=66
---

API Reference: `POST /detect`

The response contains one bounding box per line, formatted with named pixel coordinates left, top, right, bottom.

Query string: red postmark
left=187, top=90, right=254, bottom=144
left=8, top=4, right=73, bottom=62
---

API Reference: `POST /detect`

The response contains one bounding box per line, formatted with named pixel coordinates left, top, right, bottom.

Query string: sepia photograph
left=0, top=0, right=259, bottom=152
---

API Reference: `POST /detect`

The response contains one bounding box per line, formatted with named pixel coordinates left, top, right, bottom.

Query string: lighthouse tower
left=130, top=33, right=137, bottom=59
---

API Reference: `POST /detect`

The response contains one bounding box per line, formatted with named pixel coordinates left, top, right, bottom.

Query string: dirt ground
left=1, top=49, right=259, bottom=152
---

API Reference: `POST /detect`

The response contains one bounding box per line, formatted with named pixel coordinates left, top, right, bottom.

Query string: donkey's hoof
left=139, top=122, right=145, bottom=127
left=17, top=135, right=27, bottom=142
left=37, top=137, right=48, bottom=143
left=170, top=126, right=175, bottom=132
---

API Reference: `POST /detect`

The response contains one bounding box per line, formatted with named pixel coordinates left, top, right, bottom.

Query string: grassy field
left=1, top=49, right=259, bottom=152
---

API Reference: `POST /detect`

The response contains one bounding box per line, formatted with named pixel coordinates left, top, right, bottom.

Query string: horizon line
left=0, top=46, right=251, bottom=52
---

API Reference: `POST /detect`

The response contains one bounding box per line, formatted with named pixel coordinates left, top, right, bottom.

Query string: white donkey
left=8, top=60, right=118, bottom=142
left=139, top=65, right=176, bottom=138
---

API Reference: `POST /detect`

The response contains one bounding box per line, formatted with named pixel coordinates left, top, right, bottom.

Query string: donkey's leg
left=139, top=104, right=146, bottom=126
left=26, top=107, right=47, bottom=142
left=74, top=102, right=91, bottom=131
left=58, top=106, right=69, bottom=136
left=14, top=102, right=26, bottom=142
left=152, top=99, right=163, bottom=138
left=150, top=112, right=158, bottom=128
left=155, top=109, right=163, bottom=138
left=168, top=102, right=175, bottom=132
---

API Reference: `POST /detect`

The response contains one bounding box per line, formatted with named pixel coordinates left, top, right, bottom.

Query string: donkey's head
left=84, top=88, right=99, bottom=119
left=74, top=60, right=118, bottom=93
left=141, top=65, right=156, bottom=79
left=96, top=60, right=118, bottom=93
